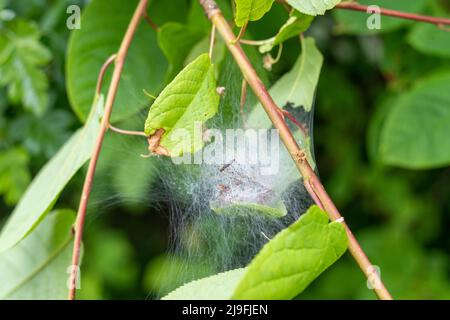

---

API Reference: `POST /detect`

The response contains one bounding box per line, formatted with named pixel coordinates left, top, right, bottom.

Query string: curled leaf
left=259, top=10, right=314, bottom=53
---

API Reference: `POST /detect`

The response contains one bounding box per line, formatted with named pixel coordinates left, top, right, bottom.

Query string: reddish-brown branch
left=199, top=0, right=393, bottom=300
left=277, top=108, right=308, bottom=139
left=336, top=2, right=450, bottom=27
left=304, top=179, right=325, bottom=211
left=143, top=11, right=158, bottom=30
left=95, top=54, right=117, bottom=96
left=68, top=0, right=149, bottom=300
left=109, top=124, right=147, bottom=137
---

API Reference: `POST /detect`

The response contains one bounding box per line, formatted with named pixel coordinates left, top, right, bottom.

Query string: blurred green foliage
left=0, top=0, right=449, bottom=299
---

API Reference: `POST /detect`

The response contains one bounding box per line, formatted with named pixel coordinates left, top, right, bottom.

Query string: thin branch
left=239, top=38, right=273, bottom=46
left=143, top=11, right=158, bottom=30
left=231, top=21, right=248, bottom=44
left=199, top=0, right=393, bottom=300
left=109, top=124, right=148, bottom=137
left=68, top=0, right=149, bottom=300
left=335, top=2, right=450, bottom=27
left=209, top=24, right=216, bottom=59
left=95, top=54, right=117, bottom=96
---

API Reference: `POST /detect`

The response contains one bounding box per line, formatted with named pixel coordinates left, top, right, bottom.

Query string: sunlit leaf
left=333, top=0, right=428, bottom=35
left=162, top=268, right=247, bottom=300
left=264, top=37, right=323, bottom=112
left=163, top=206, right=347, bottom=299
left=260, top=10, right=314, bottom=53
left=144, top=54, right=219, bottom=156
left=232, top=205, right=347, bottom=299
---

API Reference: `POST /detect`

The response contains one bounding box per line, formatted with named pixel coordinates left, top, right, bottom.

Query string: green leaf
left=163, top=206, right=347, bottom=300
left=234, top=0, right=275, bottom=27
left=157, top=22, right=206, bottom=82
left=265, top=37, right=323, bottom=111
left=162, top=268, right=247, bottom=300
left=0, top=209, right=75, bottom=299
left=333, top=0, right=428, bottom=35
left=260, top=10, right=313, bottom=53
left=232, top=205, right=347, bottom=299
left=144, top=53, right=219, bottom=156
left=0, top=147, right=30, bottom=205
left=0, top=19, right=51, bottom=115
left=0, top=96, right=104, bottom=253
left=66, top=0, right=167, bottom=122
left=211, top=201, right=287, bottom=218
left=287, top=0, right=342, bottom=16
left=8, top=110, right=75, bottom=158
left=408, top=23, right=450, bottom=58
left=379, top=72, right=450, bottom=169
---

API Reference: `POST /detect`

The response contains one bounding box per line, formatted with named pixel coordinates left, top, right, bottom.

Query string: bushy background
left=1, top=0, right=449, bottom=299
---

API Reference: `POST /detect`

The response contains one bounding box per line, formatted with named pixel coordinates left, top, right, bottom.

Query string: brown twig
left=277, top=108, right=308, bottom=138
left=68, top=0, right=149, bottom=300
left=143, top=11, right=158, bottom=30
left=335, top=2, right=450, bottom=27
left=199, top=0, right=393, bottom=300
left=304, top=179, right=324, bottom=211
left=231, top=21, right=248, bottom=44
left=108, top=124, right=148, bottom=137
left=275, top=0, right=450, bottom=28
left=95, top=54, right=117, bottom=96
